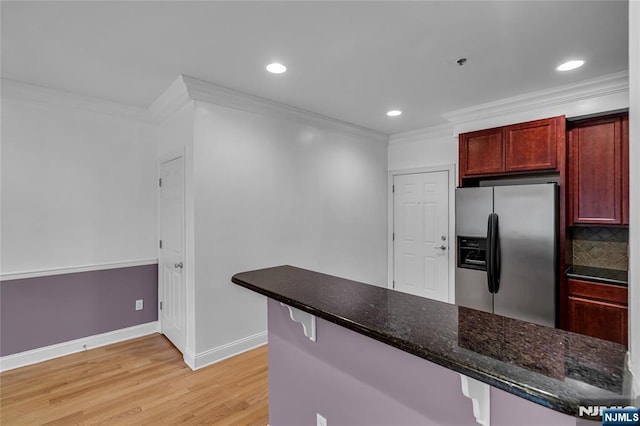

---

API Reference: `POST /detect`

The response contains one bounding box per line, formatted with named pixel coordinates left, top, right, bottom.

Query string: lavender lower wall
left=0, top=264, right=158, bottom=356
left=267, top=299, right=582, bottom=426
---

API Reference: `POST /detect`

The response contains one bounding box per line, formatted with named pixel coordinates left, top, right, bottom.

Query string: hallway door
left=160, top=156, right=186, bottom=352
left=393, top=171, right=450, bottom=302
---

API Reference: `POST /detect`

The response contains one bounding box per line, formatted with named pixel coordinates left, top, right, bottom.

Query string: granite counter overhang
left=232, top=265, right=634, bottom=418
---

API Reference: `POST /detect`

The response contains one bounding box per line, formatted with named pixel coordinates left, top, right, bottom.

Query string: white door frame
left=388, top=164, right=457, bottom=303
left=157, top=150, right=187, bottom=348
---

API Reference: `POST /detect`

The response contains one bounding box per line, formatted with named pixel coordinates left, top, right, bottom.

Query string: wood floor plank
left=0, top=334, right=269, bottom=425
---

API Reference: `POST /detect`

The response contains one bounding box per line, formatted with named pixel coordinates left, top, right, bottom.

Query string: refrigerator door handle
left=492, top=214, right=501, bottom=294
left=486, top=214, right=494, bottom=293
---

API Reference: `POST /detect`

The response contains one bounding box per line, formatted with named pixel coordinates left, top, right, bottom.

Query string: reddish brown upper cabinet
left=505, top=118, right=558, bottom=172
left=567, top=278, right=628, bottom=347
left=458, top=116, right=563, bottom=184
left=459, top=128, right=504, bottom=177
left=568, top=113, right=629, bottom=225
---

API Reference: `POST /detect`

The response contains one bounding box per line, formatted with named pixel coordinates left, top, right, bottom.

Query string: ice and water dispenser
left=457, top=237, right=487, bottom=271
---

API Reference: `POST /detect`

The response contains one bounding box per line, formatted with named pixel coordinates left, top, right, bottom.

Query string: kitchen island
left=232, top=265, right=634, bottom=425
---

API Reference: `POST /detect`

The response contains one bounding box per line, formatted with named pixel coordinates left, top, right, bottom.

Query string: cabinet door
left=459, top=128, right=504, bottom=177
left=567, top=296, right=627, bottom=346
left=505, top=117, right=558, bottom=172
left=569, top=116, right=622, bottom=224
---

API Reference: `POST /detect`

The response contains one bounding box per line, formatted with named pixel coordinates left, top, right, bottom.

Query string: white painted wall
left=1, top=83, right=157, bottom=274
left=388, top=127, right=457, bottom=172
left=192, top=101, right=388, bottom=353
left=627, top=0, right=639, bottom=396
left=156, top=102, right=193, bottom=161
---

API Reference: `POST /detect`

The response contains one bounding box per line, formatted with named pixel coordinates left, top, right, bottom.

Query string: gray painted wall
left=0, top=264, right=157, bottom=356
left=267, top=299, right=578, bottom=426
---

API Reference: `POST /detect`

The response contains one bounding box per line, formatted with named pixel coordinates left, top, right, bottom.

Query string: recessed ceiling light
left=386, top=110, right=402, bottom=117
left=266, top=62, right=287, bottom=74
left=556, top=60, right=584, bottom=71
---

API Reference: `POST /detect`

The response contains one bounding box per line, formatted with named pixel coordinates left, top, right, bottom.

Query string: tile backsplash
left=568, top=227, right=629, bottom=271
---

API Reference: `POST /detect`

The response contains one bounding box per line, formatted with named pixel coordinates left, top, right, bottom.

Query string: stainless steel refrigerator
left=455, top=183, right=558, bottom=327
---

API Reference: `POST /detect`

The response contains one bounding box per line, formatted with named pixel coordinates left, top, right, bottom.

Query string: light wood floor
left=0, top=334, right=269, bottom=425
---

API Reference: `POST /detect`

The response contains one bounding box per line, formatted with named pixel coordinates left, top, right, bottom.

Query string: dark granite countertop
left=232, top=265, right=634, bottom=418
left=566, top=265, right=628, bottom=286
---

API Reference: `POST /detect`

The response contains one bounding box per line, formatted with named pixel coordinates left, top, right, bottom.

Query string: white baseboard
left=183, top=331, right=268, bottom=371
left=0, top=322, right=160, bottom=372
left=183, top=347, right=197, bottom=370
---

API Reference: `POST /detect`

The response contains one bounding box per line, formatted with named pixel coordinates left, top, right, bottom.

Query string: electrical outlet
left=135, top=299, right=143, bottom=311
left=316, top=413, right=327, bottom=426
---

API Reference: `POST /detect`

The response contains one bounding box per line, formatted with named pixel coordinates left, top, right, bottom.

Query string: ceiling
left=1, top=1, right=629, bottom=135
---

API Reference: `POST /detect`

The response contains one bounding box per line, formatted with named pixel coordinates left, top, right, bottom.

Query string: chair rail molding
left=0, top=259, right=158, bottom=281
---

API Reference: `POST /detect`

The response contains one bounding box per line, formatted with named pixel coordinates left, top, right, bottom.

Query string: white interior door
left=393, top=171, right=449, bottom=301
left=160, top=156, right=186, bottom=352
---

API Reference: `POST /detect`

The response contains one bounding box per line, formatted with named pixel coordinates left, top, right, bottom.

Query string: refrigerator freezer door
left=493, top=184, right=557, bottom=327
left=455, top=187, right=494, bottom=313
left=455, top=187, right=493, bottom=237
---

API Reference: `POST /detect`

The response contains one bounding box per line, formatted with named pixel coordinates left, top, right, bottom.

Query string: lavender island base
left=267, top=299, right=593, bottom=426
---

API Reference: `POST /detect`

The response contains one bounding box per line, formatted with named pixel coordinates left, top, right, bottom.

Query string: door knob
left=437, top=245, right=447, bottom=251
left=174, top=262, right=183, bottom=269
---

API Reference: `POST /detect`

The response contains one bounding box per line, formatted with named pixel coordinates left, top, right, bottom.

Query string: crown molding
left=149, top=74, right=388, bottom=142
left=147, top=75, right=193, bottom=122
left=442, top=71, right=629, bottom=134
left=1, top=79, right=153, bottom=123
left=389, top=122, right=454, bottom=145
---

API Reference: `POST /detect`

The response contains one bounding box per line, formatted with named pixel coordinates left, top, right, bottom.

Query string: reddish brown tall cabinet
left=568, top=113, right=629, bottom=225
left=565, top=112, right=629, bottom=347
